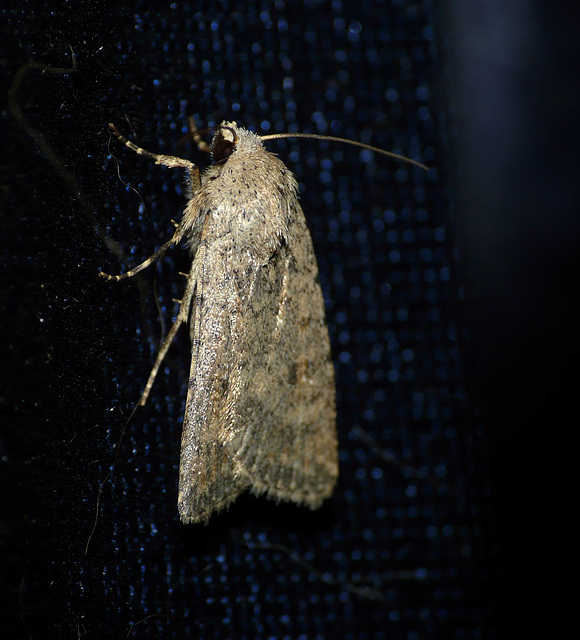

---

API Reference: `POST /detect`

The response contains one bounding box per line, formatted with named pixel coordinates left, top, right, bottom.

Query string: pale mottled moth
left=103, top=119, right=426, bottom=524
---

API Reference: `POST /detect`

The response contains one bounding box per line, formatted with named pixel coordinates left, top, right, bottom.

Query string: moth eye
left=213, top=139, right=235, bottom=164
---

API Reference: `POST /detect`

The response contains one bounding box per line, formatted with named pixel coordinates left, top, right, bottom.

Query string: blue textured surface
left=2, top=1, right=498, bottom=638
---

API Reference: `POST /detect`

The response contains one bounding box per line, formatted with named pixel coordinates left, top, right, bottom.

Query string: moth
left=103, top=120, right=426, bottom=524
left=103, top=120, right=338, bottom=524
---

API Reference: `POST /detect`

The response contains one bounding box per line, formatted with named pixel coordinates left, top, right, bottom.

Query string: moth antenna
left=260, top=132, right=429, bottom=171
left=186, top=116, right=212, bottom=154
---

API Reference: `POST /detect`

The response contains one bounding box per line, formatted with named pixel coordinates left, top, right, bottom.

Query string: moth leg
left=138, top=260, right=197, bottom=406
left=109, top=123, right=202, bottom=192
left=102, top=121, right=204, bottom=281
left=99, top=226, right=186, bottom=281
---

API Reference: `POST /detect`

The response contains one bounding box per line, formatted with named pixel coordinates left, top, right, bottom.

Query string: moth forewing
left=106, top=121, right=339, bottom=524
left=225, top=199, right=337, bottom=508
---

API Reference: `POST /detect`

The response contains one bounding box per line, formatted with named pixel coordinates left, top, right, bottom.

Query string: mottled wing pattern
left=178, top=202, right=337, bottom=522
left=177, top=236, right=251, bottom=523
left=225, top=201, right=338, bottom=507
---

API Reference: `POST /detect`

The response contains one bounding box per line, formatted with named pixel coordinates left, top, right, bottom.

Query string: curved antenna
left=260, top=132, right=429, bottom=171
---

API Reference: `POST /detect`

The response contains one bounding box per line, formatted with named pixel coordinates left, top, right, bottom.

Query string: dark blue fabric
left=2, top=1, right=505, bottom=638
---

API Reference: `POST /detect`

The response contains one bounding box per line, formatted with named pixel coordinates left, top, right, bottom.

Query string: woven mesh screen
left=2, top=1, right=500, bottom=638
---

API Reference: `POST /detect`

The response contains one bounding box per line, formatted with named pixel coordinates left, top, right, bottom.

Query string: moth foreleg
left=109, top=123, right=202, bottom=192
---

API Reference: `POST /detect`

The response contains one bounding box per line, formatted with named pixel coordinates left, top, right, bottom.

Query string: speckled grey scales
left=104, top=122, right=339, bottom=523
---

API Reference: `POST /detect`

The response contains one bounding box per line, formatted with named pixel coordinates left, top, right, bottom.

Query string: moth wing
left=177, top=242, right=251, bottom=524
left=227, top=201, right=338, bottom=507
left=178, top=201, right=337, bottom=524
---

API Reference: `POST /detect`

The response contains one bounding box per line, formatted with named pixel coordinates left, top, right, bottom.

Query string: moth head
left=211, top=123, right=239, bottom=165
